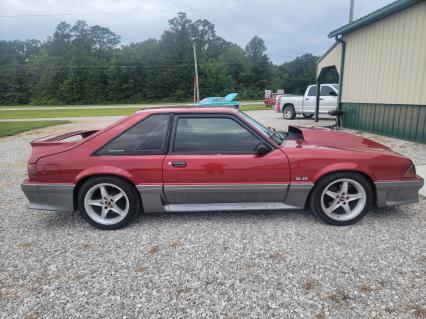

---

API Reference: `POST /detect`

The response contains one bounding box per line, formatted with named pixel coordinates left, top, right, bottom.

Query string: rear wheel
left=309, top=172, right=373, bottom=226
left=77, top=176, right=141, bottom=230
left=283, top=105, right=296, bottom=120
left=303, top=113, right=314, bottom=119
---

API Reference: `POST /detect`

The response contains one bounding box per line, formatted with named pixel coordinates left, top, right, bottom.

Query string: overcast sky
left=0, top=0, right=394, bottom=64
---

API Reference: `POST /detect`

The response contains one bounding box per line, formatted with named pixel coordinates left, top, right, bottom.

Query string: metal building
left=317, top=0, right=426, bottom=143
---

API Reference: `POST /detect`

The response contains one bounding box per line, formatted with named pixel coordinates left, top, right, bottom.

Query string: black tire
left=77, top=176, right=141, bottom=230
left=309, top=172, right=373, bottom=226
left=282, top=105, right=296, bottom=120
left=303, top=113, right=314, bottom=119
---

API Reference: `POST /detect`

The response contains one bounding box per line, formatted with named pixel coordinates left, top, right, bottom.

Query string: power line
left=0, top=0, right=329, bottom=18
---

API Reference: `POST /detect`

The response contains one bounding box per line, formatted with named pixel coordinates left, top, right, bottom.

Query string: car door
left=162, top=114, right=290, bottom=207
left=302, top=85, right=317, bottom=114
left=319, top=85, right=338, bottom=113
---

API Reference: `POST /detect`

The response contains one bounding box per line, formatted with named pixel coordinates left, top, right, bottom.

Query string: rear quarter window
left=96, top=114, right=170, bottom=155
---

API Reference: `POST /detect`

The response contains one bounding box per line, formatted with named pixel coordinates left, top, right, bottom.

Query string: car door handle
left=319, top=98, right=324, bottom=100
left=171, top=161, right=187, bottom=168
left=305, top=98, right=309, bottom=100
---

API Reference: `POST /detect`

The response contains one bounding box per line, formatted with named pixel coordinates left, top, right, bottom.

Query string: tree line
left=0, top=12, right=337, bottom=105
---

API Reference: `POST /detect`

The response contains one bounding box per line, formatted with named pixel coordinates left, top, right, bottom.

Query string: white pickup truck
left=274, top=84, right=339, bottom=119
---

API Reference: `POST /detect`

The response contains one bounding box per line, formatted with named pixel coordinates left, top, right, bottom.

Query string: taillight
left=27, top=163, right=37, bottom=177
left=403, top=164, right=416, bottom=178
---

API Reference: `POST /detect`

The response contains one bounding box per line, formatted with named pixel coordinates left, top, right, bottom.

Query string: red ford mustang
left=21, top=107, right=423, bottom=229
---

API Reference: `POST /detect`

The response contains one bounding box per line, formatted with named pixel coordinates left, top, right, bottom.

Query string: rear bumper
left=375, top=178, right=424, bottom=207
left=21, top=181, right=75, bottom=212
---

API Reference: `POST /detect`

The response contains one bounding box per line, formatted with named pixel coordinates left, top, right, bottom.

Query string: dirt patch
left=168, top=240, right=182, bottom=248
left=135, top=266, right=146, bottom=273
left=17, top=242, right=33, bottom=250
left=148, top=245, right=160, bottom=255
left=327, top=289, right=350, bottom=304
left=302, top=277, right=318, bottom=291
left=409, top=305, right=426, bottom=318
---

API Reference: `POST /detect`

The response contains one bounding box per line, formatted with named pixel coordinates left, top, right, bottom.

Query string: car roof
left=135, top=105, right=239, bottom=115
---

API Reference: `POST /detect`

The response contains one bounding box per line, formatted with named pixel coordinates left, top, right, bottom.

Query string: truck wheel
left=303, top=113, right=314, bottom=119
left=283, top=105, right=296, bottom=120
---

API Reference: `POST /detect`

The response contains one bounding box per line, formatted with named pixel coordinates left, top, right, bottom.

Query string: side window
left=307, top=86, right=317, bottom=96
left=97, top=114, right=170, bottom=155
left=320, top=85, right=335, bottom=96
left=173, top=117, right=261, bottom=154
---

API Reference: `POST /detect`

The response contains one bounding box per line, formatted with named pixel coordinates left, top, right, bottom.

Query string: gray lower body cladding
left=375, top=179, right=424, bottom=207
left=21, top=182, right=75, bottom=212
left=21, top=179, right=423, bottom=213
left=137, top=183, right=312, bottom=213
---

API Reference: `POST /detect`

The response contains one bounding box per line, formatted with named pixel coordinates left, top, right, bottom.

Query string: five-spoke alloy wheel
left=310, top=172, right=372, bottom=225
left=78, top=176, right=141, bottom=230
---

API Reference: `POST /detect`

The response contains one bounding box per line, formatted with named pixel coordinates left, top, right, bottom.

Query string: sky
left=0, top=0, right=394, bottom=64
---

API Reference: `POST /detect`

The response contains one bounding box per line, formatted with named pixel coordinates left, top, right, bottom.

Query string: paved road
left=0, top=101, right=261, bottom=111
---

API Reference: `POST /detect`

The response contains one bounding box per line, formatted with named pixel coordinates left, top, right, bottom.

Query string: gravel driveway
left=1, top=111, right=425, bottom=319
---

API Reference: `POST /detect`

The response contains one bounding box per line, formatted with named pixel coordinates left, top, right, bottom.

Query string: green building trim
left=342, top=103, right=426, bottom=143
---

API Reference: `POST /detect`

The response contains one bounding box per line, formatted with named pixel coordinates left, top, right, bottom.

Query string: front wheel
left=309, top=172, right=373, bottom=226
left=77, top=176, right=141, bottom=230
left=283, top=105, right=296, bottom=120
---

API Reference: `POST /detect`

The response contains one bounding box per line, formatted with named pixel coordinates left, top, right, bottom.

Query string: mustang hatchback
left=21, top=107, right=423, bottom=229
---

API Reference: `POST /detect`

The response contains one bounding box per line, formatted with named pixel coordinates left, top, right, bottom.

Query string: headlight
left=403, top=164, right=416, bottom=178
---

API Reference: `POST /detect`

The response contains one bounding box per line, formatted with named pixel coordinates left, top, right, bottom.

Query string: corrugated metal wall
left=317, top=43, right=341, bottom=77
left=342, top=1, right=426, bottom=105
left=342, top=103, right=426, bottom=143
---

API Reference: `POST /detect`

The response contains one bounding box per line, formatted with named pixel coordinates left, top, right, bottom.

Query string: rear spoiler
left=31, top=130, right=99, bottom=146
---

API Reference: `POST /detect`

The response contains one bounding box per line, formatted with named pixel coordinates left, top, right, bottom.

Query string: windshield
left=239, top=111, right=284, bottom=144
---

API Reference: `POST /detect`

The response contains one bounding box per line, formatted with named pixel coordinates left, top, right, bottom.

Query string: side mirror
left=329, top=91, right=337, bottom=96
left=255, top=142, right=272, bottom=156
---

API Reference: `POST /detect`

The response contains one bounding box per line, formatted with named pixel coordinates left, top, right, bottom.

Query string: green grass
left=0, top=102, right=180, bottom=109
left=0, top=121, right=71, bottom=137
left=0, top=103, right=267, bottom=119
left=0, top=100, right=263, bottom=109
left=0, top=108, right=140, bottom=119
left=239, top=104, right=268, bottom=111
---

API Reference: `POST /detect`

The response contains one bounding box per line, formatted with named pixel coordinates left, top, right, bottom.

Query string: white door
left=302, top=86, right=317, bottom=114
left=319, top=85, right=338, bottom=113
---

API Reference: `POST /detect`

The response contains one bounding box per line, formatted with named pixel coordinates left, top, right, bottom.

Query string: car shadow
left=134, top=208, right=314, bottom=224
left=36, top=204, right=417, bottom=231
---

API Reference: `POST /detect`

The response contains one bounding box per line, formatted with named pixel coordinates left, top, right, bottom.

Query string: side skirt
left=164, top=202, right=299, bottom=212
left=137, top=183, right=314, bottom=213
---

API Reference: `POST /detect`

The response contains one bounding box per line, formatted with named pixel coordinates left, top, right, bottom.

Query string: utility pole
left=193, top=42, right=200, bottom=102
left=349, top=0, right=354, bottom=23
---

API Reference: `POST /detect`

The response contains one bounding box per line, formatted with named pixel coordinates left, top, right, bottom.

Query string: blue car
left=194, top=93, right=240, bottom=109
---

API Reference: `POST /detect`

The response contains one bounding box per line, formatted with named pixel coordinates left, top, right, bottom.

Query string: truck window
left=307, top=86, right=317, bottom=96
left=320, top=85, right=336, bottom=96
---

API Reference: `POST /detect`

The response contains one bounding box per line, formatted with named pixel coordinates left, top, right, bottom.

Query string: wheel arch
left=305, top=169, right=377, bottom=209
left=73, top=173, right=141, bottom=211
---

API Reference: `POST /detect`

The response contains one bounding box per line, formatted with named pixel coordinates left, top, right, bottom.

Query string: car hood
left=287, top=126, right=391, bottom=151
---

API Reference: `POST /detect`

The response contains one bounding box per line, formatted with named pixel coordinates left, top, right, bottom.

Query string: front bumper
left=375, top=178, right=424, bottom=207
left=21, top=181, right=75, bottom=212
